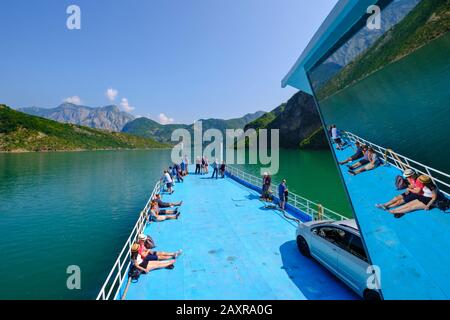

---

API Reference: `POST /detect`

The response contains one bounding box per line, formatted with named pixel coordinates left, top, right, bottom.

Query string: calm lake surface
left=0, top=148, right=351, bottom=299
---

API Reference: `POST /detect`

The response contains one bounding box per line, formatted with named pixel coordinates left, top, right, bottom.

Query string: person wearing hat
left=130, top=241, right=176, bottom=274
left=136, top=234, right=182, bottom=265
left=389, top=175, right=438, bottom=218
left=376, top=169, right=423, bottom=210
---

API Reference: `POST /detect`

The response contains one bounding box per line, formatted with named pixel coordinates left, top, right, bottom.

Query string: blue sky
left=0, top=0, right=337, bottom=124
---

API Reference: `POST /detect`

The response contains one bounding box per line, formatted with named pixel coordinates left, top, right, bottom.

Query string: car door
left=309, top=226, right=348, bottom=275
left=336, top=233, right=370, bottom=294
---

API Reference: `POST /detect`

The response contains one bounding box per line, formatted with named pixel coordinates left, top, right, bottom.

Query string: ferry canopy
left=281, top=0, right=379, bottom=93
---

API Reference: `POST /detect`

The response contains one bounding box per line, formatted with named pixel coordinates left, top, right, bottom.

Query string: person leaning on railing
left=219, top=161, right=226, bottom=178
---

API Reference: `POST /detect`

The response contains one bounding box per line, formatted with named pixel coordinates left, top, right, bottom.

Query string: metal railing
left=96, top=180, right=162, bottom=300
left=226, top=165, right=348, bottom=222
left=343, top=131, right=450, bottom=197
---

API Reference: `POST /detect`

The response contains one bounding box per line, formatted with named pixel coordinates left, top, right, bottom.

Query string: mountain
left=316, top=0, right=449, bottom=100
left=18, top=103, right=135, bottom=132
left=0, top=105, right=168, bottom=152
left=242, top=91, right=327, bottom=149
left=122, top=111, right=266, bottom=143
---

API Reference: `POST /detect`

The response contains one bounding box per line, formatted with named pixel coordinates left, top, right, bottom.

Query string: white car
left=296, top=219, right=381, bottom=300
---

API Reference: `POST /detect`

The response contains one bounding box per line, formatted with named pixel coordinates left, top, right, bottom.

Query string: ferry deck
left=334, top=137, right=450, bottom=299
left=118, top=167, right=359, bottom=300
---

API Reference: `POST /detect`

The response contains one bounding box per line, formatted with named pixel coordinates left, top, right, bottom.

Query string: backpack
left=144, top=236, right=156, bottom=249
left=436, top=192, right=450, bottom=212
left=395, top=175, right=408, bottom=190
left=128, top=266, right=141, bottom=283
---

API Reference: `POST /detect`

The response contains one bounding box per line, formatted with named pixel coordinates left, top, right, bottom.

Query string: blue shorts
left=279, top=194, right=286, bottom=202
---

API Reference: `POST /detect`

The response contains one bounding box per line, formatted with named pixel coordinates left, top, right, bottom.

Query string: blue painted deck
left=122, top=169, right=359, bottom=300
left=334, top=144, right=450, bottom=299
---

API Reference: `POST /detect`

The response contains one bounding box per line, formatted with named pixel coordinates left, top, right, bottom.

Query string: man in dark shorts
left=347, top=145, right=369, bottom=170
left=153, top=194, right=182, bottom=208
left=339, top=142, right=364, bottom=165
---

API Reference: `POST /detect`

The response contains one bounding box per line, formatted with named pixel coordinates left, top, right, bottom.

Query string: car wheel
left=297, top=236, right=311, bottom=258
left=363, top=289, right=381, bottom=301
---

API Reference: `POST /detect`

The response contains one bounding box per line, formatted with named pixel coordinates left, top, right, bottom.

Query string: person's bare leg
left=146, top=260, right=175, bottom=272
left=389, top=201, right=424, bottom=214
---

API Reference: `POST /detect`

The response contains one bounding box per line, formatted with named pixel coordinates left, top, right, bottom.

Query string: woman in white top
left=389, top=175, right=438, bottom=218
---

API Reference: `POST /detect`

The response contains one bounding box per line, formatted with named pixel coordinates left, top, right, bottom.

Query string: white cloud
left=158, top=113, right=175, bottom=125
left=120, top=98, right=135, bottom=112
left=106, top=88, right=118, bottom=102
left=63, top=96, right=82, bottom=105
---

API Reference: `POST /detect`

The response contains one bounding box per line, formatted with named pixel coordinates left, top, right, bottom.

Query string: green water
left=0, top=148, right=351, bottom=299
left=237, top=149, right=352, bottom=217
left=319, top=33, right=450, bottom=173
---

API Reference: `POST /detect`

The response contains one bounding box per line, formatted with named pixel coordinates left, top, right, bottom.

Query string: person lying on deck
left=130, top=242, right=176, bottom=274
left=148, top=201, right=180, bottom=222
left=153, top=194, right=182, bottom=208
left=376, top=169, right=423, bottom=210
left=348, top=148, right=381, bottom=176
left=339, top=142, right=364, bottom=165
left=388, top=175, right=438, bottom=218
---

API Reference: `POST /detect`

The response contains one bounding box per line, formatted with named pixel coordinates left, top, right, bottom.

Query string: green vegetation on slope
left=0, top=105, right=168, bottom=152
left=317, top=0, right=450, bottom=100
left=122, top=111, right=266, bottom=143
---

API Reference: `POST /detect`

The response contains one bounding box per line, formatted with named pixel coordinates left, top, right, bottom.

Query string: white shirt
left=423, top=186, right=434, bottom=198
left=164, top=172, right=173, bottom=183
left=331, top=128, right=338, bottom=139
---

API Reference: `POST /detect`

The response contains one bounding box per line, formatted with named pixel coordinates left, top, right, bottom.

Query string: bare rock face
left=19, top=103, right=135, bottom=132
left=267, top=91, right=323, bottom=148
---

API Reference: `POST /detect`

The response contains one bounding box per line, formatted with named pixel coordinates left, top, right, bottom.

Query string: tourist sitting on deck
left=195, top=156, right=201, bottom=174
left=348, top=148, right=381, bottom=176
left=261, top=172, right=272, bottom=201
left=346, top=145, right=369, bottom=170
left=130, top=242, right=176, bottom=274
left=148, top=201, right=180, bottom=222
left=219, top=161, right=226, bottom=178
left=211, top=159, right=219, bottom=179
left=137, top=234, right=182, bottom=263
left=162, top=170, right=174, bottom=194
left=339, top=142, right=364, bottom=165
left=388, top=175, right=439, bottom=218
left=376, top=169, right=424, bottom=210
left=153, top=194, right=182, bottom=208
left=278, top=180, right=288, bottom=210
